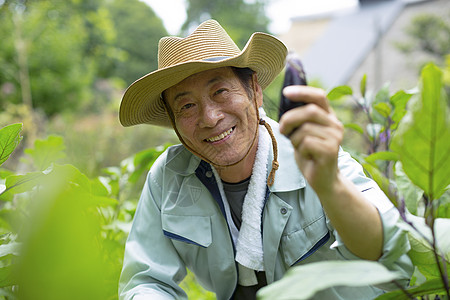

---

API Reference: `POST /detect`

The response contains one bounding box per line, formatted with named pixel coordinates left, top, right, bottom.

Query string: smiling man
left=118, top=20, right=413, bottom=300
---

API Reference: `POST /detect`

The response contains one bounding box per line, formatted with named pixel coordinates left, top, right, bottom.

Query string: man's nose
left=198, top=99, right=223, bottom=128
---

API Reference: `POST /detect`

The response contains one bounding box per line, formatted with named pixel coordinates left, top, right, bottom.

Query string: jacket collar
left=165, top=145, right=201, bottom=176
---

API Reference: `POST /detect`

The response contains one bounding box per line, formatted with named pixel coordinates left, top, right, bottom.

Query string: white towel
left=234, top=122, right=270, bottom=271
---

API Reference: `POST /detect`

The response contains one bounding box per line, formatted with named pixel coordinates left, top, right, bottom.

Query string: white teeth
left=206, top=128, right=233, bottom=142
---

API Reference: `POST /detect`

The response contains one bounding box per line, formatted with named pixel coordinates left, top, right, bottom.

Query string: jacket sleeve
left=119, top=168, right=188, bottom=300
left=329, top=149, right=414, bottom=291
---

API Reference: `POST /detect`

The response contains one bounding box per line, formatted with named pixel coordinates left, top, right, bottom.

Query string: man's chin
left=205, top=153, right=245, bottom=168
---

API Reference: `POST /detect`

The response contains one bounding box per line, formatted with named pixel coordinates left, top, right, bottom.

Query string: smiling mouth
left=205, top=127, right=235, bottom=142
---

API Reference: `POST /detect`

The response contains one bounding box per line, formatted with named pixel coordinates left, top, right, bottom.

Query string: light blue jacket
left=119, top=119, right=413, bottom=300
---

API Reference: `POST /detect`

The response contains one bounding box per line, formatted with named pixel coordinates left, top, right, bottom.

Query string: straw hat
left=119, top=19, right=288, bottom=127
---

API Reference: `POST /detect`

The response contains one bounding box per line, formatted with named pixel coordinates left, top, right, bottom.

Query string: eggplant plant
left=258, top=63, right=450, bottom=300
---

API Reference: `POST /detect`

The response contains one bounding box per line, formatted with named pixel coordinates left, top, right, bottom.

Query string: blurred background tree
left=105, top=0, right=167, bottom=85
left=0, top=0, right=166, bottom=118
left=181, top=0, right=270, bottom=48
left=396, top=10, right=450, bottom=65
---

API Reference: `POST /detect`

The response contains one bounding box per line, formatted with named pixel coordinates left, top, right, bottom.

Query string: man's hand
left=279, top=85, right=382, bottom=261
left=279, top=85, right=344, bottom=198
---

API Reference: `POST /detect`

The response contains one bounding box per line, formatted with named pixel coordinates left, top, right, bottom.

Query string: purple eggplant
left=278, top=52, right=308, bottom=120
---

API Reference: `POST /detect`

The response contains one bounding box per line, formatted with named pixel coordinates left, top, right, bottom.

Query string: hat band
left=203, top=56, right=231, bottom=62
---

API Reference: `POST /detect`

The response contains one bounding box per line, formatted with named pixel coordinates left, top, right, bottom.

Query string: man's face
left=164, top=67, right=262, bottom=166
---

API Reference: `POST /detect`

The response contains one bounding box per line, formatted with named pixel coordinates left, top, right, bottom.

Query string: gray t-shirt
left=222, top=178, right=250, bottom=230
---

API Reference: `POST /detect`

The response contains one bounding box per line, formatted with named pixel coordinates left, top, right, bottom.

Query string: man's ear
left=251, top=73, right=263, bottom=107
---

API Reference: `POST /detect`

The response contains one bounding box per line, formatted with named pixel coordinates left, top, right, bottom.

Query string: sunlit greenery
left=0, top=0, right=449, bottom=299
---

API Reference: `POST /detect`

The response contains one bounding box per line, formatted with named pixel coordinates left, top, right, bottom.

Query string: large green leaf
left=375, top=278, right=447, bottom=299
left=391, top=63, right=450, bottom=200
left=16, top=181, right=109, bottom=300
left=257, top=261, right=400, bottom=300
left=0, top=123, right=23, bottom=166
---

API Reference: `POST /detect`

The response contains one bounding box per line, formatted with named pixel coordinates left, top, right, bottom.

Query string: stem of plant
left=428, top=196, right=450, bottom=299
left=393, top=280, right=415, bottom=299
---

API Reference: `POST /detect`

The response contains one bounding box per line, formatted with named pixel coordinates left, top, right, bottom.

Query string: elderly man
left=118, top=20, right=412, bottom=300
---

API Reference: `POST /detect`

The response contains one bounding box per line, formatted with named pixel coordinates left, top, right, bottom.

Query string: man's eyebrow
left=207, top=76, right=222, bottom=86
left=172, top=76, right=224, bottom=104
left=173, top=91, right=191, bottom=104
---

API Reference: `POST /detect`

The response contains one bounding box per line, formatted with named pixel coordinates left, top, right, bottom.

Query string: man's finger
left=282, top=85, right=330, bottom=112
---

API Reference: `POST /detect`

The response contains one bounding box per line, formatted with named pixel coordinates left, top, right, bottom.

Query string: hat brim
left=119, top=32, right=287, bottom=127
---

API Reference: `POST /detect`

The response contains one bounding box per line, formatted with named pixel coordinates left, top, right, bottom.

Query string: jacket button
left=280, top=207, right=288, bottom=215
left=205, top=171, right=213, bottom=178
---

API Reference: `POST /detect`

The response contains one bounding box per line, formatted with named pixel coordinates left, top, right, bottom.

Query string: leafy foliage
left=0, top=132, right=167, bottom=299
left=391, top=64, right=450, bottom=200
left=257, top=62, right=450, bottom=299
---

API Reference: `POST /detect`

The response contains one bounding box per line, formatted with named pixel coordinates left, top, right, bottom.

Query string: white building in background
left=280, top=0, right=449, bottom=91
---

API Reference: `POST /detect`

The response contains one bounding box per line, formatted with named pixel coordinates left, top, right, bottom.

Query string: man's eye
left=214, top=88, right=226, bottom=95
left=181, top=103, right=194, bottom=110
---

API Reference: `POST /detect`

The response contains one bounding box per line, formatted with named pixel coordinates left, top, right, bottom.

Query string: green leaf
left=0, top=123, right=23, bottom=166
left=0, top=169, right=14, bottom=180
left=365, top=151, right=399, bottom=164
left=408, top=233, right=445, bottom=279
left=360, top=74, right=367, bottom=97
left=375, top=278, right=447, bottom=299
left=0, top=242, right=20, bottom=260
left=128, top=147, right=165, bottom=183
left=371, top=84, right=391, bottom=124
left=437, top=201, right=450, bottom=218
left=390, top=90, right=413, bottom=129
left=344, top=123, right=364, bottom=134
left=374, top=83, right=390, bottom=104
left=391, top=63, right=450, bottom=200
left=362, top=162, right=395, bottom=205
left=394, top=162, right=423, bottom=215
left=16, top=179, right=110, bottom=299
left=374, top=102, right=392, bottom=118
left=327, top=85, right=353, bottom=101
left=0, top=265, right=15, bottom=288
left=257, top=261, right=400, bottom=300
left=0, top=171, right=45, bottom=201
left=24, top=135, right=66, bottom=171
left=90, top=177, right=109, bottom=197
left=397, top=215, right=450, bottom=279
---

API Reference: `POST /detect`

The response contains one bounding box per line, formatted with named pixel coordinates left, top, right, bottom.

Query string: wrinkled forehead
left=162, top=67, right=237, bottom=101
